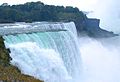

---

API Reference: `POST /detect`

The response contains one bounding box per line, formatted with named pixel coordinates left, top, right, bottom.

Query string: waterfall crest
left=3, top=22, right=82, bottom=82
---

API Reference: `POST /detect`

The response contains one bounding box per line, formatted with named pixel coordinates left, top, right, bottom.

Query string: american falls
left=2, top=22, right=82, bottom=82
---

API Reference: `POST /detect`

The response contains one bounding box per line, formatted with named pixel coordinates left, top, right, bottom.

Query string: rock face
left=74, top=18, right=118, bottom=38
left=0, top=37, right=11, bottom=66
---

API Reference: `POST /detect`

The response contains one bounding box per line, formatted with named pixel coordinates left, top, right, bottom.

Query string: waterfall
left=2, top=22, right=82, bottom=82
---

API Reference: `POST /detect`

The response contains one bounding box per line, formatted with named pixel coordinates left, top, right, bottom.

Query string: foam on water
left=3, top=21, right=120, bottom=82
left=8, top=42, right=71, bottom=82
left=3, top=22, right=82, bottom=82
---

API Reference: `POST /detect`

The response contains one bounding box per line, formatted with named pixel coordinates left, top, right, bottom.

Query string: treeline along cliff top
left=0, top=1, right=117, bottom=37
left=0, top=1, right=85, bottom=23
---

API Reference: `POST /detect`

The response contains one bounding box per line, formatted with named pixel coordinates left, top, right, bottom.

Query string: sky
left=0, top=0, right=120, bottom=33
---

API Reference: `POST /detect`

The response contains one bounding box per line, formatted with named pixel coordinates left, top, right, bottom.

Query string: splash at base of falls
left=8, top=42, right=72, bottom=82
left=2, top=21, right=120, bottom=82
left=79, top=36, right=120, bottom=82
left=3, top=22, right=82, bottom=82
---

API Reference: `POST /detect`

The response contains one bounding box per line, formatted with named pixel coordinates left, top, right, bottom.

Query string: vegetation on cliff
left=0, top=1, right=116, bottom=37
left=0, top=2, right=86, bottom=23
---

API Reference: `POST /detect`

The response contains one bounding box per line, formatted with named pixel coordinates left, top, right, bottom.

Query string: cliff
left=0, top=1, right=118, bottom=38
left=0, top=37, right=43, bottom=82
left=74, top=18, right=118, bottom=38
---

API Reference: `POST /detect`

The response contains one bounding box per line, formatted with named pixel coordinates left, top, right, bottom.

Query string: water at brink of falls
left=3, top=22, right=82, bottom=82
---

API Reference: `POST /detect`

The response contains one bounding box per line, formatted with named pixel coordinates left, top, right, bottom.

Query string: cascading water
left=2, top=22, right=82, bottom=82
left=1, top=21, right=120, bottom=82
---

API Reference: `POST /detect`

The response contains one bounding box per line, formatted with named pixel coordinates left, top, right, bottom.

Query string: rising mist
left=79, top=36, right=120, bottom=82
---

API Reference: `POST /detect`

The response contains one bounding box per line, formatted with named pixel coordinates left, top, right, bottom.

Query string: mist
left=81, top=0, right=120, bottom=81
left=79, top=36, right=120, bottom=82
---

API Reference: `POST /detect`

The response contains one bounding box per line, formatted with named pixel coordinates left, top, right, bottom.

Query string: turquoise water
left=3, top=22, right=82, bottom=82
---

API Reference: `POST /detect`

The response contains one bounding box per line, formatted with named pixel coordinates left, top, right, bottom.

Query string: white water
left=0, top=22, right=68, bottom=35
left=2, top=21, right=120, bottom=82
left=3, top=22, right=82, bottom=82
left=8, top=42, right=71, bottom=82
